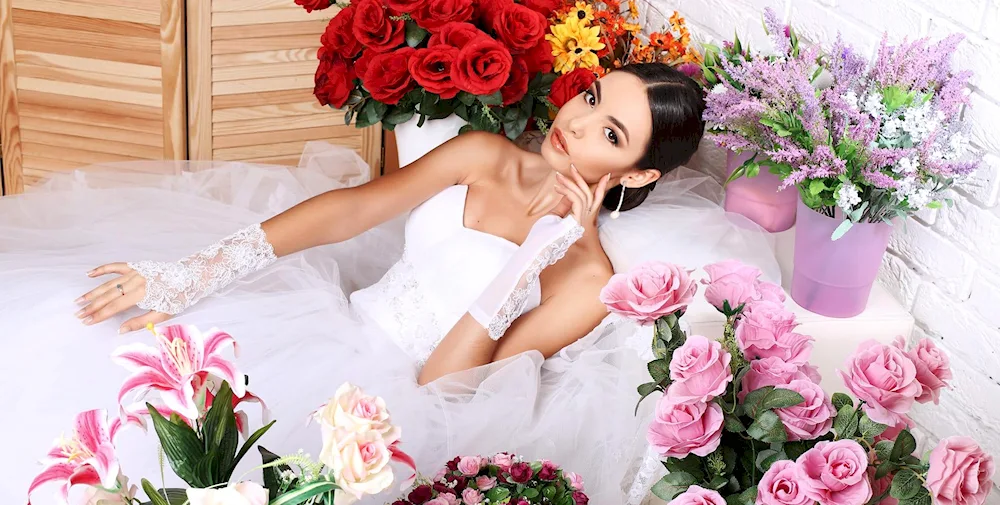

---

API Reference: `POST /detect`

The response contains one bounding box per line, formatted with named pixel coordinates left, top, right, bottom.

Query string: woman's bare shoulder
left=543, top=246, right=614, bottom=300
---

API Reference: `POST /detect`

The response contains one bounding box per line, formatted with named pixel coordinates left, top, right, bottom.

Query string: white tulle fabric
left=0, top=142, right=779, bottom=505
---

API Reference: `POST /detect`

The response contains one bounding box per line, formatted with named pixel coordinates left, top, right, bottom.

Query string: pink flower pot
left=723, top=150, right=798, bottom=232
left=791, top=199, right=891, bottom=318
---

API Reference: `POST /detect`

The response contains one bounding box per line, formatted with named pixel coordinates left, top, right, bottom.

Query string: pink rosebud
left=475, top=476, right=496, bottom=491
left=600, top=261, right=697, bottom=325
left=756, top=460, right=811, bottom=505
left=565, top=471, right=584, bottom=491
left=647, top=395, right=724, bottom=459
left=667, top=335, right=733, bottom=403
left=736, top=302, right=813, bottom=364
left=702, top=259, right=763, bottom=311
left=462, top=488, right=484, bottom=505
left=739, top=357, right=816, bottom=402
left=797, top=440, right=872, bottom=505
left=667, top=485, right=726, bottom=505
left=837, top=340, right=922, bottom=425
left=457, top=456, right=484, bottom=476
left=927, top=436, right=995, bottom=505
left=907, top=338, right=952, bottom=404
left=773, top=380, right=835, bottom=441
left=491, top=453, right=514, bottom=470
left=757, top=281, right=786, bottom=304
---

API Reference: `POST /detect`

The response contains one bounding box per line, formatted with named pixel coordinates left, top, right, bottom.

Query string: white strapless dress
left=0, top=143, right=781, bottom=505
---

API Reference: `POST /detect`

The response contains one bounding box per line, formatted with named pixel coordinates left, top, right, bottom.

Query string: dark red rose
left=522, top=37, right=554, bottom=74
left=412, top=0, right=475, bottom=31
left=493, top=3, right=547, bottom=53
left=476, top=0, right=510, bottom=26
left=352, top=0, right=406, bottom=52
left=508, top=462, right=533, bottom=484
left=519, top=0, right=559, bottom=15
left=428, top=22, right=485, bottom=48
left=573, top=491, right=589, bottom=505
left=409, top=46, right=461, bottom=98
left=354, top=49, right=375, bottom=78
left=321, top=7, right=362, bottom=59
left=314, top=53, right=356, bottom=108
left=363, top=47, right=416, bottom=104
left=391, top=501, right=410, bottom=505
left=295, top=0, right=332, bottom=12
left=548, top=68, right=597, bottom=107
left=501, top=57, right=529, bottom=105
left=433, top=484, right=454, bottom=495
left=446, top=457, right=461, bottom=471
left=537, top=461, right=559, bottom=481
left=407, top=485, right=433, bottom=505
left=387, top=0, right=427, bottom=11
left=452, top=37, right=513, bottom=95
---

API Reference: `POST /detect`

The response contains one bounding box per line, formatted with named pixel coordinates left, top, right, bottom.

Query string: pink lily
left=28, top=409, right=125, bottom=504
left=201, top=372, right=270, bottom=438
left=112, top=324, right=245, bottom=421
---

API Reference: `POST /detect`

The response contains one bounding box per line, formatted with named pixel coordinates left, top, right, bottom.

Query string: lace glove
left=468, top=214, right=585, bottom=341
left=127, top=223, right=277, bottom=315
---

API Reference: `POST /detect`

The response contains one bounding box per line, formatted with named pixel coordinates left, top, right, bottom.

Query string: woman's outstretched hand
left=554, top=164, right=611, bottom=234
left=75, top=263, right=170, bottom=333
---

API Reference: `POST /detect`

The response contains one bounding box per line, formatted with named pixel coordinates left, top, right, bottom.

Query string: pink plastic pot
left=791, top=199, right=891, bottom=318
left=723, top=150, right=798, bottom=232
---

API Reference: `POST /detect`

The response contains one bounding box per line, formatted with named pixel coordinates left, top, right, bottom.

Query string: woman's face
left=542, top=71, right=657, bottom=187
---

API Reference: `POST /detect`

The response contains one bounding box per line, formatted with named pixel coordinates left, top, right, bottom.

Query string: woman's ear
left=621, top=168, right=661, bottom=189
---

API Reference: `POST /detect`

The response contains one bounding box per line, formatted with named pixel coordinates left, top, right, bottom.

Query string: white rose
left=313, top=383, right=400, bottom=445
left=320, top=429, right=395, bottom=505
left=75, top=473, right=137, bottom=505
left=186, top=482, right=268, bottom=505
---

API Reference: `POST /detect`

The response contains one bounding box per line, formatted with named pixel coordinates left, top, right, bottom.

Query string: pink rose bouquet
left=604, top=258, right=992, bottom=505
left=394, top=453, right=589, bottom=505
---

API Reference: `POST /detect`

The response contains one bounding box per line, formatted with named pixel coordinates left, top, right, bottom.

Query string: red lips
left=550, top=127, right=569, bottom=155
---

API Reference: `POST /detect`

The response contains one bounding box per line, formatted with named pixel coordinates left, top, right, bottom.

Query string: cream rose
left=186, top=483, right=268, bottom=505
left=320, top=429, right=395, bottom=505
left=313, top=383, right=401, bottom=445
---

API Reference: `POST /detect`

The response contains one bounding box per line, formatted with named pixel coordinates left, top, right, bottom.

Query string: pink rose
left=736, top=302, right=813, bottom=364
left=756, top=460, right=811, bottom=505
left=667, top=485, right=726, bottom=505
left=773, top=380, right=834, bottom=441
left=509, top=462, right=533, bottom=483
left=667, top=335, right=733, bottom=403
left=600, top=261, right=697, bottom=325
left=438, top=493, right=460, bottom=505
left=702, top=259, right=763, bottom=310
left=739, top=357, right=817, bottom=402
left=758, top=281, right=786, bottom=304
left=425, top=498, right=449, bottom=505
left=457, top=456, right=484, bottom=476
left=797, top=440, right=872, bottom=505
left=491, top=452, right=514, bottom=470
left=927, top=436, right=995, bottom=505
left=538, top=460, right=559, bottom=480
left=647, top=395, right=724, bottom=459
left=868, top=470, right=898, bottom=505
left=837, top=340, right=922, bottom=425
left=903, top=337, right=952, bottom=404
left=475, top=476, right=496, bottom=491
left=462, top=488, right=484, bottom=505
left=565, top=471, right=584, bottom=491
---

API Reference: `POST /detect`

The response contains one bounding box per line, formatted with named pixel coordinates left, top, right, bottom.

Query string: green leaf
left=723, top=447, right=738, bottom=474
left=372, top=100, right=388, bottom=120
left=201, top=382, right=238, bottom=483
left=723, top=163, right=747, bottom=188
left=755, top=449, right=778, bottom=471
left=522, top=488, right=540, bottom=500
left=875, top=459, right=897, bottom=480
left=648, top=359, right=671, bottom=384
left=233, top=420, right=276, bottom=474
left=738, top=486, right=758, bottom=505
left=742, top=386, right=774, bottom=419
left=638, top=382, right=659, bottom=398
left=651, top=476, right=688, bottom=501
left=890, top=469, right=923, bottom=500
left=141, top=480, right=170, bottom=505
left=831, top=218, right=854, bottom=241
left=783, top=441, right=811, bottom=461
left=900, top=490, right=932, bottom=505
left=478, top=92, right=503, bottom=106
left=762, top=388, right=805, bottom=410
left=148, top=405, right=205, bottom=487
left=664, top=472, right=699, bottom=487
left=875, top=440, right=895, bottom=462
left=260, top=446, right=293, bottom=501
left=664, top=455, right=707, bottom=481
left=708, top=476, right=728, bottom=490
left=503, top=112, right=530, bottom=141
left=270, top=480, right=339, bottom=505
left=831, top=393, right=854, bottom=411
left=404, top=20, right=427, bottom=47
left=384, top=107, right=415, bottom=126
left=486, top=487, right=511, bottom=503
left=833, top=404, right=860, bottom=439
left=757, top=449, right=787, bottom=472
left=890, top=429, right=917, bottom=462
left=746, top=162, right=761, bottom=177
left=808, top=179, right=828, bottom=196
left=748, top=410, right=787, bottom=443
left=860, top=415, right=889, bottom=440
left=724, top=412, right=745, bottom=433
left=457, top=91, right=476, bottom=106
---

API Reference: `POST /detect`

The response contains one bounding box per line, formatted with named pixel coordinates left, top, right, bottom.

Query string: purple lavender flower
left=763, top=7, right=792, bottom=55
left=871, top=33, right=966, bottom=93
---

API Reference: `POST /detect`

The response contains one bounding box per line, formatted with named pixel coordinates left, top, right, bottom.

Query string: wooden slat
left=16, top=50, right=161, bottom=79
left=361, top=126, right=382, bottom=180
left=22, top=142, right=147, bottom=165
left=212, top=8, right=326, bottom=27
left=13, top=22, right=160, bottom=50
left=214, top=125, right=356, bottom=148
left=20, top=101, right=163, bottom=134
left=160, top=0, right=185, bottom=159
left=18, top=90, right=162, bottom=121
left=18, top=77, right=163, bottom=107
left=12, top=0, right=159, bottom=25
left=213, top=0, right=304, bottom=11
left=213, top=101, right=327, bottom=122
left=211, top=34, right=320, bottom=55
left=186, top=0, right=211, bottom=158
left=212, top=88, right=317, bottom=108
left=16, top=63, right=161, bottom=94
left=212, top=48, right=317, bottom=67
left=242, top=154, right=303, bottom=166
left=213, top=60, right=316, bottom=81
left=214, top=137, right=361, bottom=160
left=22, top=155, right=82, bottom=171
left=213, top=113, right=337, bottom=135
left=22, top=128, right=164, bottom=158
left=19, top=115, right=163, bottom=147
left=212, top=74, right=312, bottom=95
left=71, top=0, right=159, bottom=11
left=12, top=8, right=159, bottom=38
left=212, top=19, right=328, bottom=41
left=1, top=0, right=24, bottom=195
left=14, top=34, right=161, bottom=66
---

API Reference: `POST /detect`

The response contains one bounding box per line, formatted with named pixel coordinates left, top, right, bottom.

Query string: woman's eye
left=584, top=90, right=595, bottom=106
left=604, top=127, right=619, bottom=145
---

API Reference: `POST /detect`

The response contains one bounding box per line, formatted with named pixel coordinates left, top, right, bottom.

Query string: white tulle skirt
left=0, top=143, right=781, bottom=505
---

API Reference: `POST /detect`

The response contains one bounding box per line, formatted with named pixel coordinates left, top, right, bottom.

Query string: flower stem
left=722, top=318, right=748, bottom=375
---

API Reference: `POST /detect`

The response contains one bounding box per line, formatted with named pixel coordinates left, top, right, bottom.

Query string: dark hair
left=602, top=63, right=707, bottom=212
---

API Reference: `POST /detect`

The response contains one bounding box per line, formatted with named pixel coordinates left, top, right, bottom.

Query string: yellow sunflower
left=546, top=21, right=606, bottom=74
left=628, top=0, right=640, bottom=19
left=562, top=2, right=595, bottom=25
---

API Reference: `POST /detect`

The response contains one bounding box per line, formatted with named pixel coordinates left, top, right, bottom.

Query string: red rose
left=295, top=0, right=331, bottom=12
left=407, top=485, right=433, bottom=504
left=522, top=37, right=554, bottom=73
left=501, top=57, right=529, bottom=105
left=321, top=7, right=362, bottom=59
left=476, top=0, right=510, bottom=26
left=446, top=457, right=461, bottom=471
left=352, top=0, right=406, bottom=52
left=548, top=68, right=597, bottom=107
left=493, top=3, right=547, bottom=54
left=314, top=53, right=356, bottom=108
left=428, top=22, right=485, bottom=48
left=412, top=0, right=475, bottom=31
left=521, top=0, right=559, bottom=15
left=508, top=462, right=533, bottom=483
left=354, top=49, right=375, bottom=78
left=573, top=491, right=589, bottom=505
left=452, top=37, right=513, bottom=95
left=386, top=0, right=427, bottom=11
left=409, top=46, right=461, bottom=98
left=537, top=461, right=559, bottom=481
left=363, top=47, right=416, bottom=104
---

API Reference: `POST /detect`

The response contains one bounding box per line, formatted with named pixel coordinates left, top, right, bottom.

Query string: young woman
left=2, top=64, right=778, bottom=505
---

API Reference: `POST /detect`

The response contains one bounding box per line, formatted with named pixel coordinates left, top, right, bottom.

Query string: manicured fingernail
left=82, top=316, right=93, bottom=325
left=75, top=309, right=86, bottom=318
left=118, top=326, right=127, bottom=335
left=74, top=297, right=85, bottom=305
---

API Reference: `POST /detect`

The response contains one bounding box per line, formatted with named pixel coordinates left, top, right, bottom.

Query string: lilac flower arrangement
left=705, top=8, right=979, bottom=238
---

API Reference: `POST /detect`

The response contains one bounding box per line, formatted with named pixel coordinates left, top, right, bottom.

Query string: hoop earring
left=610, top=186, right=626, bottom=219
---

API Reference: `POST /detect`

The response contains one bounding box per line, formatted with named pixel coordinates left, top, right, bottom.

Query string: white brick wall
left=656, top=0, right=1000, bottom=492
